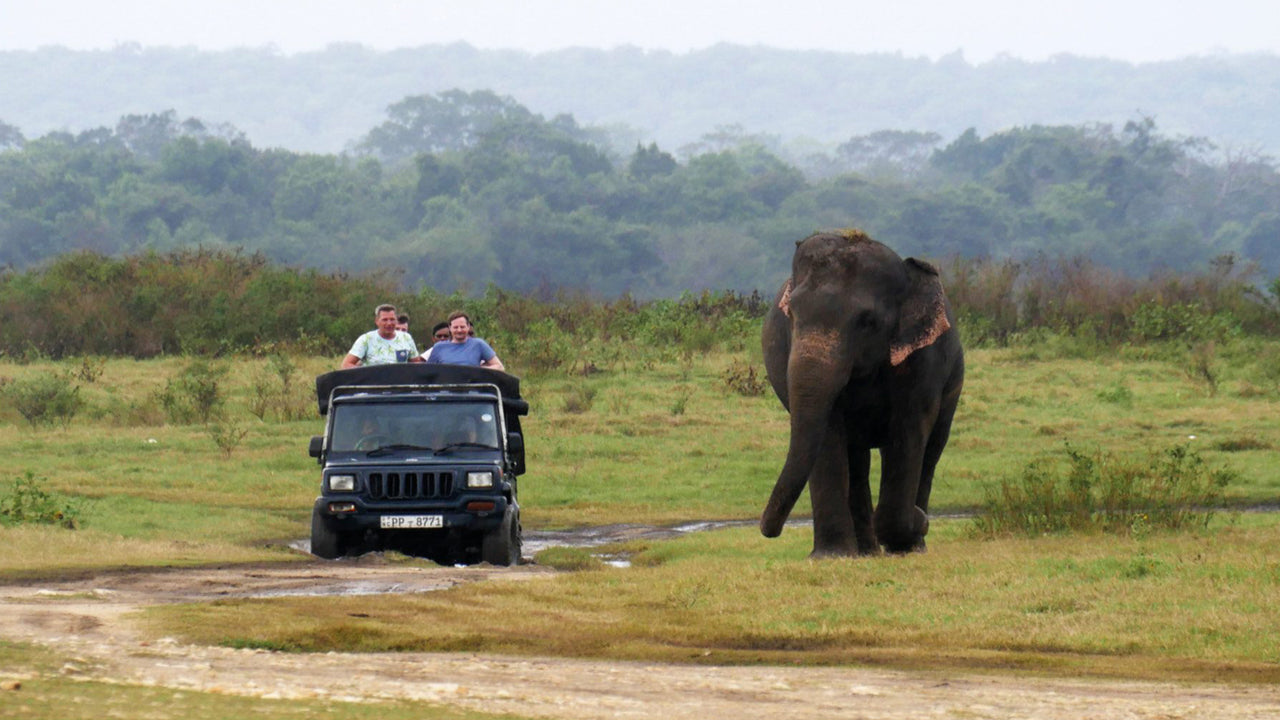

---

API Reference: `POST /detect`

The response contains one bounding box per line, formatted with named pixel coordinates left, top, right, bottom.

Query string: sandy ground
left=2, top=558, right=1280, bottom=719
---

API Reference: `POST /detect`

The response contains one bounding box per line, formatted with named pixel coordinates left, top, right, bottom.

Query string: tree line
left=1, top=248, right=1275, bottom=363
left=2, top=90, right=1279, bottom=300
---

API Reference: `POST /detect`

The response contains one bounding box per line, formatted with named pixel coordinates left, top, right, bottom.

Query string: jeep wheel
left=481, top=506, right=521, bottom=566
left=310, top=506, right=351, bottom=559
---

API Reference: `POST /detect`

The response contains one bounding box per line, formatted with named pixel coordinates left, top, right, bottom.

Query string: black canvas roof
left=314, top=364, right=526, bottom=417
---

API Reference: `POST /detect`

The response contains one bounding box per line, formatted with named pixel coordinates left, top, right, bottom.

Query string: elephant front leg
left=807, top=417, right=860, bottom=557
left=847, top=445, right=880, bottom=556
left=874, top=435, right=931, bottom=554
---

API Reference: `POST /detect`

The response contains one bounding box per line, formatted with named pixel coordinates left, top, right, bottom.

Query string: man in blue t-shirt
left=341, top=303, right=424, bottom=368
left=425, top=311, right=505, bottom=371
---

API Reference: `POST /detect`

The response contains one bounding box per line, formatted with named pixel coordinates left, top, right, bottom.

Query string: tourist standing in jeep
left=342, top=303, right=424, bottom=368
left=426, top=311, right=504, bottom=370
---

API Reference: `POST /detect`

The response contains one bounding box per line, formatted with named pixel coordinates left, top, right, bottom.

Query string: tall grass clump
left=971, top=443, right=1233, bottom=538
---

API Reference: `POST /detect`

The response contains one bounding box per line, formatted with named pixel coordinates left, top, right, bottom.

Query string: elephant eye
left=854, top=311, right=878, bottom=330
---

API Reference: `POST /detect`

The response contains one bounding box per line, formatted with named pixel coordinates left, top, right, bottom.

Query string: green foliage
left=1131, top=303, right=1241, bottom=345
left=4, top=89, right=1280, bottom=303
left=206, top=420, right=250, bottom=458
left=0, top=471, right=84, bottom=528
left=972, top=444, right=1234, bottom=538
left=157, top=358, right=228, bottom=424
left=248, top=353, right=309, bottom=421
left=503, top=318, right=575, bottom=374
left=0, top=372, right=83, bottom=428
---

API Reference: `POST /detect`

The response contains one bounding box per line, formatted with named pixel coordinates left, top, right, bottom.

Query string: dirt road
left=2, top=559, right=1279, bottom=719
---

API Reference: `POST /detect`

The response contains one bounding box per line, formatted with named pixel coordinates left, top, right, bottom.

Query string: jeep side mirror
left=506, top=432, right=523, bottom=453
left=309, top=435, right=324, bottom=459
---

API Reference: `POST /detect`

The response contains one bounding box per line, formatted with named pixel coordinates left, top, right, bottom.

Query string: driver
left=354, top=417, right=385, bottom=451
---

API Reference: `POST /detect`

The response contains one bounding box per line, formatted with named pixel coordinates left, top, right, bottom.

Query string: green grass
left=2, top=343, right=1280, bottom=687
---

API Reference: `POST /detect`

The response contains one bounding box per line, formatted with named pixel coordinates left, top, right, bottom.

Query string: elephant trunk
left=760, top=331, right=850, bottom=537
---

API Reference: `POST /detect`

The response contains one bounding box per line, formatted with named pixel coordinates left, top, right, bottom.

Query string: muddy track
left=2, top=543, right=1280, bottom=718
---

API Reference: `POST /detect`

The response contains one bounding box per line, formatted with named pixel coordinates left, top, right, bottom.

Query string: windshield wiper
left=434, top=442, right=500, bottom=455
left=366, top=443, right=434, bottom=457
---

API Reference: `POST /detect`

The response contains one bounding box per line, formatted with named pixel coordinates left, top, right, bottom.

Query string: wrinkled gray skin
left=760, top=231, right=964, bottom=556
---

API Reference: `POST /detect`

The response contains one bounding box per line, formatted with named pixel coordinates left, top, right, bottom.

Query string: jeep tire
left=310, top=506, right=351, bottom=559
left=481, top=505, right=521, bottom=566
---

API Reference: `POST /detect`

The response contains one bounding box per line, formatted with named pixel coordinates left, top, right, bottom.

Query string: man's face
left=396, top=318, right=408, bottom=332
left=449, top=317, right=470, bottom=342
left=376, top=311, right=399, bottom=338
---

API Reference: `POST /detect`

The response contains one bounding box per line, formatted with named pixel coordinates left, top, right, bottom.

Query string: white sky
left=0, top=0, right=1277, bottom=63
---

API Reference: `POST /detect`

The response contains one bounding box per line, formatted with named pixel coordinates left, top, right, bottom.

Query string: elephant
left=759, top=229, right=964, bottom=556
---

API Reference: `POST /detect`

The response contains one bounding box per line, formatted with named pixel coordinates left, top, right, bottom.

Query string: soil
left=2, top=535, right=1279, bottom=719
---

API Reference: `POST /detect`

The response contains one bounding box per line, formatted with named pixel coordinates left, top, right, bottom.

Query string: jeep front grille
left=365, top=472, right=454, bottom=500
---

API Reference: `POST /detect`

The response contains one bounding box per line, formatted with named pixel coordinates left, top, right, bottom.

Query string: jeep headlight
left=466, top=471, right=494, bottom=489
left=328, top=474, right=356, bottom=492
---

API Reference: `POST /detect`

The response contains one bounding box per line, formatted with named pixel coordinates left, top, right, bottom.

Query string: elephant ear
left=889, top=258, right=952, bottom=366
left=777, top=278, right=793, bottom=318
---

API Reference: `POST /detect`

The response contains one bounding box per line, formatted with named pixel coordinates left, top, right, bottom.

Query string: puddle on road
left=291, top=520, right=765, bottom=569
left=523, top=520, right=763, bottom=567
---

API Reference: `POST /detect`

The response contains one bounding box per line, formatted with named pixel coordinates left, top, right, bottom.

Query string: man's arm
left=342, top=354, right=361, bottom=369
left=481, top=355, right=504, bottom=371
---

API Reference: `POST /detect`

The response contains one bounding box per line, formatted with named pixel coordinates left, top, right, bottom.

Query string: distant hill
left=2, top=44, right=1278, bottom=157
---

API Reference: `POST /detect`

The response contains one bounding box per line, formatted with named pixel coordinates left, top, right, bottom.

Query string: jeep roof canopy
left=314, top=364, right=528, bottom=421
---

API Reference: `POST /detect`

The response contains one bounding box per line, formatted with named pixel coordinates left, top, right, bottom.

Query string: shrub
left=157, top=358, right=228, bottom=424
left=721, top=359, right=767, bottom=396
left=971, top=443, right=1233, bottom=538
left=75, top=356, right=106, bottom=383
left=207, top=420, right=250, bottom=458
left=248, top=353, right=309, bottom=421
left=0, top=472, right=85, bottom=529
left=1, top=373, right=83, bottom=428
left=506, top=318, right=575, bottom=374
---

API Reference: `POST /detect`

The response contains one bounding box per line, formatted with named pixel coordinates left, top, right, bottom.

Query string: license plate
left=380, top=514, right=443, bottom=529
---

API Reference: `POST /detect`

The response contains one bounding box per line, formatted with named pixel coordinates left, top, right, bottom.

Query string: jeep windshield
left=329, top=399, right=501, bottom=454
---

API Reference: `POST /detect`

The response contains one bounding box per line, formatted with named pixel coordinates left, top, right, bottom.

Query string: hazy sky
left=1, top=0, right=1277, bottom=64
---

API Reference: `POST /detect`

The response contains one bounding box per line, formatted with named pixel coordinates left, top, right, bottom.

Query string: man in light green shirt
left=342, top=303, right=424, bottom=368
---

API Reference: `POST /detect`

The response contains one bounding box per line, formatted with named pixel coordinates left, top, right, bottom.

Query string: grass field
left=2, top=343, right=1279, bottom=686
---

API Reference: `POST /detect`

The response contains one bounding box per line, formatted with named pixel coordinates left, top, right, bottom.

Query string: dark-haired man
left=425, top=311, right=504, bottom=370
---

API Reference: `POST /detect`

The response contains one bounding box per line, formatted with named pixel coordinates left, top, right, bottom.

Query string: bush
left=156, top=358, right=228, bottom=424
left=1, top=373, right=84, bottom=428
left=721, top=359, right=767, bottom=396
left=207, top=420, right=250, bottom=458
left=248, top=353, right=310, bottom=421
left=0, top=472, right=85, bottom=528
left=506, top=318, right=575, bottom=374
left=971, top=443, right=1233, bottom=538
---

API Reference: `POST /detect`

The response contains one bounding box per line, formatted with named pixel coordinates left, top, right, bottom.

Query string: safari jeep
left=308, top=363, right=528, bottom=565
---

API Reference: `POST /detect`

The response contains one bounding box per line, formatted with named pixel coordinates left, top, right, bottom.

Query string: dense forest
left=1, top=88, right=1278, bottom=297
